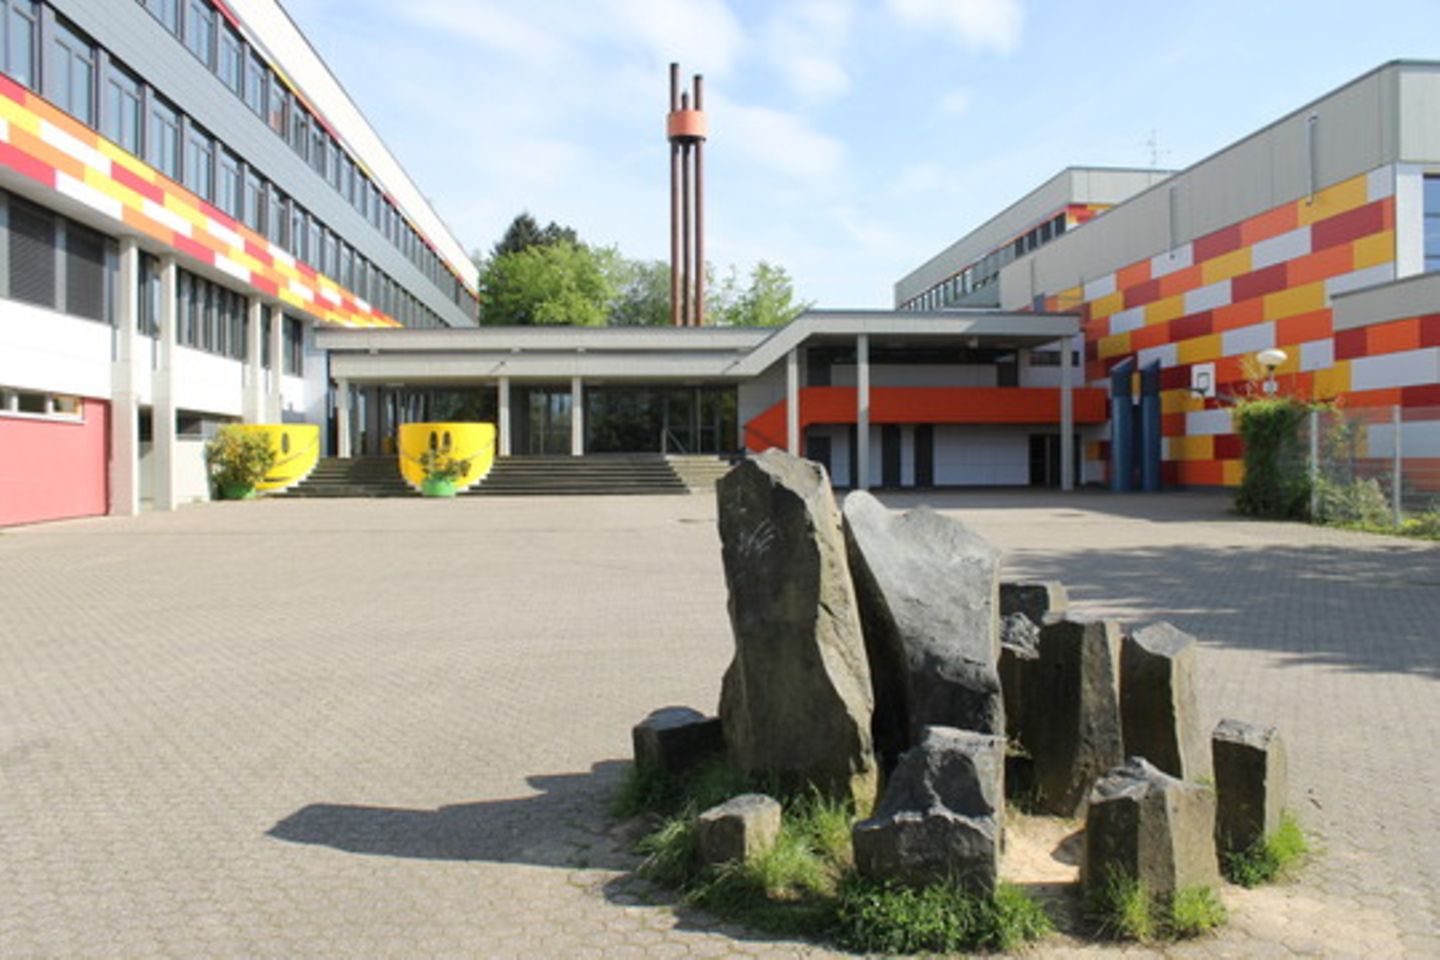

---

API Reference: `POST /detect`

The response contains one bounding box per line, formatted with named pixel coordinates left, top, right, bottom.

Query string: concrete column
left=363, top=386, right=382, bottom=455
left=570, top=376, right=584, bottom=456
left=498, top=376, right=511, bottom=456
left=244, top=299, right=264, bottom=422
left=267, top=307, right=283, bottom=422
left=108, top=239, right=142, bottom=516
left=335, top=378, right=352, bottom=458
left=856, top=334, right=870, bottom=491
left=786, top=347, right=799, bottom=455
left=1060, top=334, right=1075, bottom=492
left=154, top=257, right=179, bottom=511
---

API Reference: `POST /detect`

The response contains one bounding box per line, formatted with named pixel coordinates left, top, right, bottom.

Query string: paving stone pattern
left=0, top=491, right=1436, bottom=958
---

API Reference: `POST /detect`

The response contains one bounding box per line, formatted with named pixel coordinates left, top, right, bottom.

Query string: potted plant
left=204, top=425, right=277, bottom=501
left=418, top=448, right=472, bottom=498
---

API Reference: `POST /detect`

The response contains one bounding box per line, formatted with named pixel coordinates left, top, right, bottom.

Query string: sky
left=282, top=0, right=1437, bottom=309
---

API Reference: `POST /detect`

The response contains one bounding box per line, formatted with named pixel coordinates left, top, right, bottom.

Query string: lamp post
left=1257, top=348, right=1288, bottom=395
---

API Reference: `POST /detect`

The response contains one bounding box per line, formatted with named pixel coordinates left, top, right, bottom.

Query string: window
left=283, top=316, right=303, bottom=375
left=139, top=253, right=161, bottom=337
left=289, top=102, right=308, bottom=159
left=64, top=219, right=107, bottom=322
left=102, top=60, right=143, bottom=155
left=1426, top=175, right=1440, bottom=273
left=261, top=308, right=271, bottom=368
left=183, top=123, right=214, bottom=200
left=2, top=0, right=38, bottom=89
left=242, top=167, right=262, bottom=231
left=243, top=50, right=264, bottom=115
left=217, top=23, right=242, bottom=93
left=290, top=203, right=306, bottom=262
left=218, top=149, right=241, bottom=218
left=146, top=95, right=180, bottom=179
left=310, top=121, right=326, bottom=175
left=266, top=74, right=286, bottom=134
left=49, top=18, right=96, bottom=125
left=7, top=193, right=55, bottom=308
left=142, top=0, right=180, bottom=34
left=267, top=186, right=287, bottom=249
left=184, top=0, right=214, bottom=66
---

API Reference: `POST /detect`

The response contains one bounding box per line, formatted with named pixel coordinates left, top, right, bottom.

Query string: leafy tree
left=609, top=259, right=672, bottom=327
left=713, top=261, right=810, bottom=327
left=479, top=240, right=618, bottom=327
left=491, top=212, right=579, bottom=259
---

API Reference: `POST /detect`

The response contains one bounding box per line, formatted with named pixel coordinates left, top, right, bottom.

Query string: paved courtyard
left=0, top=490, right=1436, bottom=958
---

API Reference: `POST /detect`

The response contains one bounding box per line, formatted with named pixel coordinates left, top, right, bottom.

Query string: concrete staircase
left=275, top=456, right=413, bottom=498
left=665, top=454, right=737, bottom=491
left=466, top=455, right=687, bottom=496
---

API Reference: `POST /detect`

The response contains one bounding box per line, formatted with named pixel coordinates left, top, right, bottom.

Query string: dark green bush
left=1232, top=398, right=1314, bottom=519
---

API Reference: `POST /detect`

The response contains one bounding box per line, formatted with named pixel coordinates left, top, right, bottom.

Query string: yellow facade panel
left=1089, top=291, right=1125, bottom=321
left=1353, top=230, right=1395, bottom=270
left=1222, top=460, right=1245, bottom=487
left=1161, top=388, right=1205, bottom=415
left=1313, top=361, right=1351, bottom=399
left=1297, top=173, right=1368, bottom=226
left=95, top=140, right=155, bottom=181
left=0, top=95, right=42, bottom=136
left=1097, top=331, right=1132, bottom=359
left=1177, top=333, right=1222, bottom=365
left=1172, top=435, right=1215, bottom=462
left=161, top=193, right=208, bottom=229
left=1263, top=281, right=1327, bottom=322
left=1200, top=247, right=1252, bottom=285
left=1145, top=294, right=1186, bottom=327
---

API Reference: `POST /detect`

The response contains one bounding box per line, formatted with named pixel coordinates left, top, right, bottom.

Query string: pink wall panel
left=0, top=401, right=109, bottom=526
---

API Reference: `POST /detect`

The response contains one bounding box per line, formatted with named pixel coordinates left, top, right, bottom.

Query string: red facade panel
left=0, top=401, right=109, bottom=527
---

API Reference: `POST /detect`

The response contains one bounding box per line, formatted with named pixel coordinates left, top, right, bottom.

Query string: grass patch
left=615, top=759, right=1053, bottom=953
left=835, top=878, right=1053, bottom=954
left=1087, top=866, right=1226, bottom=942
left=1222, top=813, right=1310, bottom=887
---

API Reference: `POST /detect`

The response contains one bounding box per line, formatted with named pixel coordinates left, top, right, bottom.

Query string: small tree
left=204, top=426, right=276, bottom=500
left=1231, top=397, right=1313, bottom=519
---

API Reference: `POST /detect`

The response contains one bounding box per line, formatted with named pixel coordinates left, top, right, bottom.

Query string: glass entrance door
left=526, top=388, right=572, bottom=454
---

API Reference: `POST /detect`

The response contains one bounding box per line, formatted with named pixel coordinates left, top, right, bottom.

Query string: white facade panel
left=1366, top=164, right=1395, bottom=202
left=1184, top=279, right=1233, bottom=315
left=1221, top=321, right=1276, bottom=359
left=1300, top=337, right=1335, bottom=372
left=1151, top=244, right=1194, bottom=278
left=932, top=427, right=1029, bottom=486
left=738, top=362, right=787, bottom=434
left=172, top=349, right=245, bottom=416
left=1350, top=347, right=1440, bottom=391
left=1084, top=273, right=1116, bottom=302
left=0, top=304, right=113, bottom=399
left=1393, top=163, right=1425, bottom=279
left=1137, top=342, right=1178, bottom=369
left=1185, top=408, right=1234, bottom=436
left=1109, top=306, right=1146, bottom=334
left=1251, top=226, right=1313, bottom=270
left=1326, top=262, right=1396, bottom=297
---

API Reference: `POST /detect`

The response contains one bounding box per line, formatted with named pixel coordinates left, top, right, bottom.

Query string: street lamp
left=1257, top=348, right=1288, bottom=395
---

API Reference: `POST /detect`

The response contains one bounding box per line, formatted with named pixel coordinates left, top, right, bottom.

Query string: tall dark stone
left=842, top=491, right=1003, bottom=773
left=1212, top=719, right=1288, bottom=855
left=716, top=450, right=877, bottom=809
left=1121, top=622, right=1210, bottom=782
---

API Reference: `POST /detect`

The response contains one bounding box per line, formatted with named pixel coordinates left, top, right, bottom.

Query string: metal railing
left=1303, top=404, right=1440, bottom=529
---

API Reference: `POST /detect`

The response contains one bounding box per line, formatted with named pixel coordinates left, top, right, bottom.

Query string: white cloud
left=782, top=56, right=851, bottom=99
left=761, top=0, right=855, bottom=100
left=710, top=92, right=845, bottom=179
left=401, top=0, right=569, bottom=62
left=885, top=0, right=1023, bottom=53
left=605, top=0, right=746, bottom=76
left=938, top=87, right=972, bottom=116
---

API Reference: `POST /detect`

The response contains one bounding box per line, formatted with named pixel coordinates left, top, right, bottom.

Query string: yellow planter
left=233, top=424, right=320, bottom=492
left=398, top=422, right=496, bottom=493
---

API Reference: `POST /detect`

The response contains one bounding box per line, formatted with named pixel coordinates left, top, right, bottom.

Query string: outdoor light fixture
left=1257, top=347, right=1288, bottom=395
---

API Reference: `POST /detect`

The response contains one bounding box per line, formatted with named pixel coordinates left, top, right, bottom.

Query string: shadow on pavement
left=1006, top=541, right=1440, bottom=679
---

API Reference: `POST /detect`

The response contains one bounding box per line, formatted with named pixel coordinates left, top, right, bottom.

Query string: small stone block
left=1000, top=580, right=1069, bottom=626
left=1121, top=622, right=1211, bottom=782
left=632, top=706, right=725, bottom=776
left=697, top=793, right=782, bottom=867
left=1212, top=719, right=1288, bottom=854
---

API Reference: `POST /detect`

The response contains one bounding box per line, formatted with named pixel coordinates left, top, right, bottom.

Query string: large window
left=1425, top=175, right=1440, bottom=273
left=177, top=267, right=245, bottom=360
left=217, top=22, right=242, bottom=94
left=283, top=315, right=303, bottom=375
left=183, top=123, right=214, bottom=200
left=243, top=49, right=265, bottom=115
left=242, top=167, right=262, bottom=231
left=266, top=78, right=286, bottom=135
left=3, top=191, right=114, bottom=323
left=217, top=149, right=241, bottom=219
left=141, top=0, right=180, bottom=34
left=266, top=185, right=287, bottom=249
left=7, top=193, right=55, bottom=308
left=139, top=252, right=161, bottom=337
left=48, top=18, right=95, bottom=125
left=64, top=219, right=106, bottom=322
left=183, top=0, right=214, bottom=66
left=146, top=95, right=180, bottom=179
left=102, top=60, right=142, bottom=156
left=1, top=0, right=37, bottom=89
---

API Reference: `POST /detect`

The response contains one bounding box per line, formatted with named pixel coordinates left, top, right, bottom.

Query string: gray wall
left=57, top=1, right=473, bottom=328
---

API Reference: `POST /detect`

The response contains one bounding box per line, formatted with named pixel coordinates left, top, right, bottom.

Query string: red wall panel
left=0, top=401, right=109, bottom=527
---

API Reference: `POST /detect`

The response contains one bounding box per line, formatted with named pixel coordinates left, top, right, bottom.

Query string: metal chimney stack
left=667, top=64, right=708, bottom=327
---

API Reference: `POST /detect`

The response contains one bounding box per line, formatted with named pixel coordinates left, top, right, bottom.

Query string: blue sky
left=283, top=0, right=1436, bottom=308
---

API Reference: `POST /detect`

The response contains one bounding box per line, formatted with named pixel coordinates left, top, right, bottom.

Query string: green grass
left=1087, top=867, right=1226, bottom=942
left=1222, top=812, right=1311, bottom=887
left=615, top=759, right=1053, bottom=953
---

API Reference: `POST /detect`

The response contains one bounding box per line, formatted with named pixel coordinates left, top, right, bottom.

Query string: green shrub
left=1222, top=813, right=1310, bottom=887
left=1401, top=510, right=1440, bottom=539
left=834, top=877, right=1052, bottom=954
left=1168, top=886, right=1227, bottom=938
left=1087, top=867, right=1226, bottom=941
left=418, top=448, right=472, bottom=482
left=1313, top=476, right=1392, bottom=527
left=1232, top=397, right=1314, bottom=519
left=204, top=425, right=275, bottom=496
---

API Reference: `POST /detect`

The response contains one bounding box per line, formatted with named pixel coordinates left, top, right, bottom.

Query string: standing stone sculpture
left=1013, top=618, right=1124, bottom=816
left=716, top=450, right=877, bottom=809
left=1083, top=757, right=1220, bottom=898
left=852, top=726, right=1004, bottom=895
left=1212, top=719, right=1288, bottom=855
left=842, top=491, right=1003, bottom=773
left=1121, top=622, right=1210, bottom=782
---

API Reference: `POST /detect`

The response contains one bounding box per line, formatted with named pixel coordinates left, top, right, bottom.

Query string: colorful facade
left=897, top=61, right=1440, bottom=490
left=0, top=0, right=478, bottom=526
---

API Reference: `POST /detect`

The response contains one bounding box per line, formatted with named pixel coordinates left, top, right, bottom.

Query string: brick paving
left=0, top=491, right=1436, bottom=958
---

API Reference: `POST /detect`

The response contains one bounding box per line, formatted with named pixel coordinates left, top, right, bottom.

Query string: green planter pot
left=421, top=478, right=458, bottom=498
left=218, top=481, right=256, bottom=501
